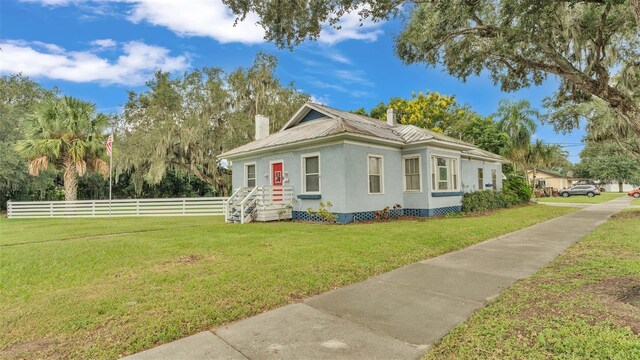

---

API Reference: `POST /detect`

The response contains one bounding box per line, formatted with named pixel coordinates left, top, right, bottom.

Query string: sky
left=0, top=0, right=585, bottom=162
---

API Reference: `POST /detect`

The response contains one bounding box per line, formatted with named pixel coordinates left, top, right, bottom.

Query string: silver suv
left=558, top=185, right=601, bottom=198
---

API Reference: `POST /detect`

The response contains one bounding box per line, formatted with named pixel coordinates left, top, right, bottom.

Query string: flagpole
left=109, top=150, right=112, bottom=200
left=108, top=133, right=113, bottom=216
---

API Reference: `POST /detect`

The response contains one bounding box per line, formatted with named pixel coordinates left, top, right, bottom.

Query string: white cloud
left=309, top=94, right=329, bottom=105
left=21, top=0, right=385, bottom=45
left=334, top=70, right=374, bottom=87
left=319, top=10, right=385, bottom=45
left=126, top=0, right=266, bottom=44
left=324, top=50, right=352, bottom=64
left=91, top=38, right=117, bottom=49
left=0, top=40, right=189, bottom=85
left=20, top=0, right=80, bottom=5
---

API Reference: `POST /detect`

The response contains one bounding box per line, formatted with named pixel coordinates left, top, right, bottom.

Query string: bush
left=462, top=190, right=524, bottom=213
left=374, top=204, right=402, bottom=221
left=503, top=175, right=532, bottom=203
left=306, top=201, right=337, bottom=223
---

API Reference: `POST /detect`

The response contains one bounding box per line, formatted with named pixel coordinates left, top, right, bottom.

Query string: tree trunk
left=63, top=158, right=78, bottom=201
left=632, top=0, right=640, bottom=30
left=619, top=182, right=623, bottom=193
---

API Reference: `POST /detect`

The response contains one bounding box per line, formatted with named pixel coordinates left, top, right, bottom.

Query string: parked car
left=628, top=188, right=640, bottom=198
left=558, top=185, right=601, bottom=197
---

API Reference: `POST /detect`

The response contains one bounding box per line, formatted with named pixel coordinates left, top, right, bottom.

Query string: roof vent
left=386, top=108, right=397, bottom=126
left=255, top=115, right=269, bottom=140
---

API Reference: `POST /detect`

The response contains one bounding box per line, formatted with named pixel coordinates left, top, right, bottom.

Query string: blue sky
left=1, top=0, right=585, bottom=161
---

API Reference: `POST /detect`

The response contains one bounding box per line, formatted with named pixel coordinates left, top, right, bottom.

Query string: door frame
left=269, top=159, right=285, bottom=186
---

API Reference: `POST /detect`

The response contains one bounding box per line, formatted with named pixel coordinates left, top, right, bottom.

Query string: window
left=492, top=169, right=497, bottom=191
left=477, top=168, right=484, bottom=190
left=245, top=163, right=256, bottom=187
left=368, top=155, right=383, bottom=194
left=302, top=154, right=320, bottom=193
left=403, top=156, right=421, bottom=191
left=431, top=156, right=458, bottom=191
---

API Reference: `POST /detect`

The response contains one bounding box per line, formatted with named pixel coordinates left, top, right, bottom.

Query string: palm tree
left=494, top=99, right=539, bottom=175
left=495, top=99, right=539, bottom=145
left=16, top=96, right=109, bottom=201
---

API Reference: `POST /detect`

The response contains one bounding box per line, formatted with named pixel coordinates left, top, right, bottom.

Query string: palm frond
left=91, top=158, right=110, bottom=178
left=75, top=159, right=87, bottom=177
left=28, top=156, right=49, bottom=176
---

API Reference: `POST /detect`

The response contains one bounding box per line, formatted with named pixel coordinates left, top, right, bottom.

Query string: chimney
left=255, top=114, right=269, bottom=140
left=386, top=108, right=397, bottom=126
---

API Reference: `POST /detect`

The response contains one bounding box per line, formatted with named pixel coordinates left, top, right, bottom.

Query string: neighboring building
left=593, top=182, right=637, bottom=193
left=528, top=169, right=574, bottom=192
left=220, top=102, right=507, bottom=224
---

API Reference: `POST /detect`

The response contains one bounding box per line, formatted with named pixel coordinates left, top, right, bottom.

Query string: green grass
left=631, top=198, right=640, bottom=206
left=426, top=209, right=640, bottom=360
left=0, top=205, right=577, bottom=359
left=537, top=192, right=625, bottom=204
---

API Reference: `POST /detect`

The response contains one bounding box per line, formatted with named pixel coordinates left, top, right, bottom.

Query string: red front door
left=271, top=162, right=283, bottom=186
left=271, top=162, right=283, bottom=201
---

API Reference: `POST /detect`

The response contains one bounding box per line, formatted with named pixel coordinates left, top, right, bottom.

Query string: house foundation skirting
left=292, top=206, right=462, bottom=224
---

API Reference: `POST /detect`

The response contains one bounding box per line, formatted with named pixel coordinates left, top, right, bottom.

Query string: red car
left=628, top=188, right=640, bottom=198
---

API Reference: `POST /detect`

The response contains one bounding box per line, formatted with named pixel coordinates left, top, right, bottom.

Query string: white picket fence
left=6, top=197, right=228, bottom=219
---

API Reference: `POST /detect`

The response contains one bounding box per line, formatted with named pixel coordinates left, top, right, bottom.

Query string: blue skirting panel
left=292, top=206, right=462, bottom=224
left=297, top=194, right=322, bottom=200
left=431, top=191, right=464, bottom=197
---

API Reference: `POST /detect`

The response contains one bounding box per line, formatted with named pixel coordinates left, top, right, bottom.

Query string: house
left=527, top=169, right=574, bottom=194
left=596, top=182, right=638, bottom=193
left=219, top=102, right=508, bottom=224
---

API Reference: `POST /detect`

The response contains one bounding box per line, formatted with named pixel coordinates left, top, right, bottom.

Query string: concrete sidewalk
left=124, top=198, right=630, bottom=360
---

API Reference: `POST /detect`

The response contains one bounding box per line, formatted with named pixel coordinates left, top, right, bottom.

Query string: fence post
left=7, top=200, right=11, bottom=219
left=182, top=199, right=186, bottom=215
left=50, top=202, right=53, bottom=217
left=136, top=200, right=140, bottom=216
left=92, top=201, right=96, bottom=217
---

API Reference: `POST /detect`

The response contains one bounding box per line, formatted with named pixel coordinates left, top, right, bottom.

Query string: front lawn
left=537, top=192, right=625, bottom=204
left=426, top=209, right=640, bottom=359
left=0, top=205, right=576, bottom=359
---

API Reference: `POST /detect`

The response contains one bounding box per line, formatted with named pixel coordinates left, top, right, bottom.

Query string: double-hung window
left=431, top=156, right=458, bottom=191
left=302, top=154, right=320, bottom=193
left=403, top=156, right=421, bottom=191
left=368, top=155, right=383, bottom=194
left=245, top=163, right=256, bottom=187
left=477, top=168, right=484, bottom=190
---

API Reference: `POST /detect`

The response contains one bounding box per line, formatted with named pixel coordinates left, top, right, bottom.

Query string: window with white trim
left=431, top=156, right=458, bottom=191
left=245, top=164, right=256, bottom=187
left=403, top=156, right=421, bottom=191
left=368, top=155, right=383, bottom=194
left=302, top=154, right=320, bottom=193
left=477, top=168, right=484, bottom=190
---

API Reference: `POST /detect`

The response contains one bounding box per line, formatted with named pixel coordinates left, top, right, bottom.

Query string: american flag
left=106, top=134, right=113, bottom=157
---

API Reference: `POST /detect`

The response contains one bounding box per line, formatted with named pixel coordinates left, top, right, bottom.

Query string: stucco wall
left=231, top=141, right=503, bottom=218
left=400, top=148, right=429, bottom=210
left=230, top=143, right=348, bottom=213
left=461, top=158, right=503, bottom=193
left=342, top=143, right=404, bottom=213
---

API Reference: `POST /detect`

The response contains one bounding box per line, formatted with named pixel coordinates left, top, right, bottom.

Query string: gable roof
left=219, top=102, right=507, bottom=163
left=528, top=169, right=573, bottom=179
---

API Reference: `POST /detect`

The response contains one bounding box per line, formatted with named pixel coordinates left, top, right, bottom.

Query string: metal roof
left=220, top=102, right=507, bottom=163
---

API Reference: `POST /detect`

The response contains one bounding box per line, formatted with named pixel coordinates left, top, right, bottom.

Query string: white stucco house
left=219, top=102, right=507, bottom=224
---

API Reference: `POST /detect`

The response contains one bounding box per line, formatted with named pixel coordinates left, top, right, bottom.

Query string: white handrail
left=239, top=187, right=258, bottom=224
